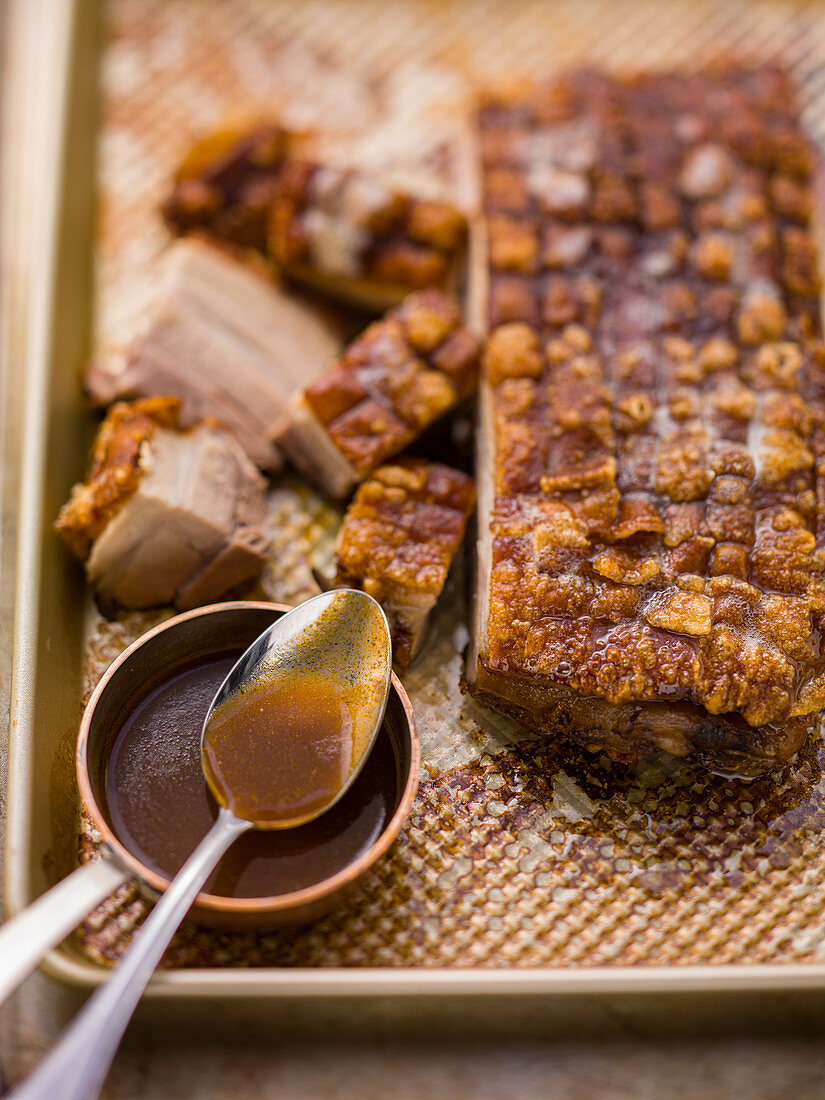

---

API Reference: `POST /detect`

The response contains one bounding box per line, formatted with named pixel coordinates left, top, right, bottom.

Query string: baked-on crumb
left=335, top=457, right=475, bottom=668
left=470, top=66, right=825, bottom=775
left=280, top=289, right=481, bottom=499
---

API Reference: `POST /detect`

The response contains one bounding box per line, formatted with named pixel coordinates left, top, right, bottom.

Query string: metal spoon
left=11, top=589, right=392, bottom=1100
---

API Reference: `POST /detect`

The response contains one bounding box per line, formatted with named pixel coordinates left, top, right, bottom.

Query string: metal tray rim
left=5, top=0, right=80, bottom=937
left=36, top=948, right=825, bottom=996
left=9, top=0, right=825, bottom=998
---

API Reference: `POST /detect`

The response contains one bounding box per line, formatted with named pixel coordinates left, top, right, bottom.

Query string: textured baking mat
left=77, top=0, right=825, bottom=968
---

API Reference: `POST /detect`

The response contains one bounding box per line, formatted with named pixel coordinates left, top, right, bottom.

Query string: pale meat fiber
left=469, top=67, right=825, bottom=776
left=303, top=165, right=377, bottom=277
left=85, top=238, right=342, bottom=472
left=303, top=207, right=366, bottom=278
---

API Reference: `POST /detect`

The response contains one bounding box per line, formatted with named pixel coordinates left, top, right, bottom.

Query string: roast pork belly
left=162, top=123, right=467, bottom=313
left=161, top=124, right=304, bottom=252
left=468, top=67, right=825, bottom=776
left=55, top=397, right=269, bottom=612
left=279, top=289, right=481, bottom=499
left=85, top=238, right=342, bottom=472
left=334, top=457, right=475, bottom=668
left=268, top=160, right=467, bottom=311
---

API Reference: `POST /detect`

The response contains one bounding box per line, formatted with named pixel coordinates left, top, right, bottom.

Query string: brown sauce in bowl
left=103, top=654, right=399, bottom=899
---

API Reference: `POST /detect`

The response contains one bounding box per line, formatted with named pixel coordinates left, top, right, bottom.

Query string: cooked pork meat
left=162, top=124, right=467, bottom=313
left=55, top=397, right=269, bottom=611
left=269, top=160, right=467, bottom=311
left=334, top=457, right=475, bottom=668
left=279, top=289, right=481, bottom=499
left=162, top=124, right=303, bottom=251
left=85, top=238, right=342, bottom=472
left=468, top=67, right=825, bottom=776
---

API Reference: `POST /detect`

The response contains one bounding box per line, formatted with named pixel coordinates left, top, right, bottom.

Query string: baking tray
left=10, top=0, right=825, bottom=998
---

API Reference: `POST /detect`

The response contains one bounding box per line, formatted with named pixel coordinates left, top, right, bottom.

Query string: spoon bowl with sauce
left=11, top=591, right=395, bottom=1100
left=202, top=589, right=391, bottom=830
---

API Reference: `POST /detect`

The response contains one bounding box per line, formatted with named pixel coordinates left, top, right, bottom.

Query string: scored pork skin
left=469, top=67, right=825, bottom=776
left=85, top=238, right=343, bottom=472
left=161, top=123, right=301, bottom=251
left=56, top=397, right=269, bottom=611
left=335, top=457, right=475, bottom=668
left=269, top=159, right=467, bottom=311
left=279, top=289, right=481, bottom=499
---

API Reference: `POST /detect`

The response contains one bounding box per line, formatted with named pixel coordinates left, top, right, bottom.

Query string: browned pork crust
left=335, top=457, right=475, bottom=667
left=269, top=160, right=467, bottom=310
left=280, top=289, right=481, bottom=499
left=162, top=124, right=300, bottom=251
left=469, top=66, right=825, bottom=775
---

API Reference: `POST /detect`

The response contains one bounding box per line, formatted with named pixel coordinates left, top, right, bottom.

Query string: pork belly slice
left=279, top=289, right=481, bottom=499
left=334, top=458, right=475, bottom=668
left=468, top=67, right=825, bottom=776
left=162, top=124, right=305, bottom=252
left=55, top=397, right=269, bottom=612
left=268, top=160, right=467, bottom=311
left=162, top=124, right=468, bottom=313
left=85, top=238, right=343, bottom=472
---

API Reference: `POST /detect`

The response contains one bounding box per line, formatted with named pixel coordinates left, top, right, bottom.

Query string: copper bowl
left=76, top=601, right=419, bottom=929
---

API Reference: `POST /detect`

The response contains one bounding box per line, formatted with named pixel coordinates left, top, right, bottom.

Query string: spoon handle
left=10, top=808, right=252, bottom=1100
left=0, top=858, right=128, bottom=1006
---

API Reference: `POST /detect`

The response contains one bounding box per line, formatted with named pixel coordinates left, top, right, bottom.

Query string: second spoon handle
left=10, top=807, right=252, bottom=1100
left=0, top=858, right=128, bottom=1006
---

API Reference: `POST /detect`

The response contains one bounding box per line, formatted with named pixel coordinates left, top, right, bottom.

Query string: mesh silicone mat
left=78, top=0, right=825, bottom=969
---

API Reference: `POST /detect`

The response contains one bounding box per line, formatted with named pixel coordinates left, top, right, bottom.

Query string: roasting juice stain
left=431, top=725, right=825, bottom=898
left=103, top=655, right=398, bottom=899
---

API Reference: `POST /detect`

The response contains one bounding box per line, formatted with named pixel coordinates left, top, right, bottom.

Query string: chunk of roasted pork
left=85, top=238, right=342, bottom=472
left=279, top=289, right=481, bottom=499
left=55, top=397, right=269, bottom=611
left=469, top=67, right=825, bottom=777
left=161, top=125, right=467, bottom=313
left=334, top=457, right=475, bottom=668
